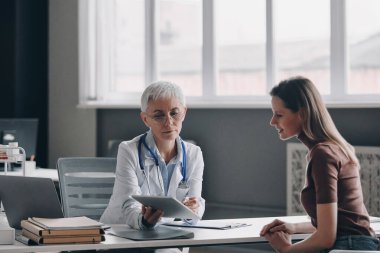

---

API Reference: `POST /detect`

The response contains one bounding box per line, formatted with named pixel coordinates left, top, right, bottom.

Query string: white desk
left=0, top=216, right=379, bottom=253
left=0, top=168, right=58, bottom=181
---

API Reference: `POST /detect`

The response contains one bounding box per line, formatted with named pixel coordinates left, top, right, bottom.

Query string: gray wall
left=49, top=0, right=96, bottom=168
left=97, top=108, right=380, bottom=218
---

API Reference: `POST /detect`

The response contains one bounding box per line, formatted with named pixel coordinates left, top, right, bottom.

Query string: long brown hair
left=270, top=76, right=357, bottom=163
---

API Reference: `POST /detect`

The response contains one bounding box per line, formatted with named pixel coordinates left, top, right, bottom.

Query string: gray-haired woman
left=101, top=80, right=205, bottom=233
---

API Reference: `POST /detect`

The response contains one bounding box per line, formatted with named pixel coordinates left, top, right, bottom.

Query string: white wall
left=48, top=0, right=96, bottom=168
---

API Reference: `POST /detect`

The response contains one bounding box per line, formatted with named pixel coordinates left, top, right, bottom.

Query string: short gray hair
left=141, top=81, right=186, bottom=112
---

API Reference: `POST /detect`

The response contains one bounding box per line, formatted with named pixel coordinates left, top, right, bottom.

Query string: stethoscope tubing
left=138, top=133, right=187, bottom=191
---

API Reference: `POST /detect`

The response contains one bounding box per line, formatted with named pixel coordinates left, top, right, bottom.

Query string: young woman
left=260, top=76, right=379, bottom=252
left=101, top=81, right=205, bottom=231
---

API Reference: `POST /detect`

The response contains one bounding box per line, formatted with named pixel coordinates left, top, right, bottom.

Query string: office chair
left=107, top=139, right=123, bottom=157
left=57, top=157, right=116, bottom=221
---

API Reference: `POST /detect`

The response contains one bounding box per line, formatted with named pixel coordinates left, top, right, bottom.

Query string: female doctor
left=100, top=81, right=205, bottom=230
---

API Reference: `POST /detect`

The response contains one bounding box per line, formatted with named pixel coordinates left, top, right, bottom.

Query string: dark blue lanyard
left=138, top=133, right=187, bottom=181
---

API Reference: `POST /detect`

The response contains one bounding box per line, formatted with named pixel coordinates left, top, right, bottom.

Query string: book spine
left=22, top=229, right=103, bottom=244
left=21, top=229, right=42, bottom=244
left=42, top=229, right=103, bottom=236
left=42, top=236, right=102, bottom=244
left=21, top=220, right=43, bottom=236
left=21, top=220, right=103, bottom=236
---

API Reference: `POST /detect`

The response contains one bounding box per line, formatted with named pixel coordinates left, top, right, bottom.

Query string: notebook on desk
left=0, top=175, right=64, bottom=229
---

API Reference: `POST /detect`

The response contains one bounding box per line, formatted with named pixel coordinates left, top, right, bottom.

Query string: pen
left=227, top=223, right=251, bottom=229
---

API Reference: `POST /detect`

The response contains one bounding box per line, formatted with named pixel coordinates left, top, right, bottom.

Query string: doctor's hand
left=141, top=205, right=164, bottom=228
left=182, top=197, right=199, bottom=213
left=260, top=219, right=296, bottom=236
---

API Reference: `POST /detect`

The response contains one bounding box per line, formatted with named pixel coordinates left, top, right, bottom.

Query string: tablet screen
left=131, top=195, right=199, bottom=220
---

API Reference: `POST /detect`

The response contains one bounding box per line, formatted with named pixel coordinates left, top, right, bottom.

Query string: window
left=277, top=0, right=330, bottom=95
left=347, top=0, right=380, bottom=95
left=216, top=0, right=266, bottom=96
left=158, top=0, right=203, bottom=96
left=79, top=0, right=380, bottom=108
left=114, top=0, right=145, bottom=94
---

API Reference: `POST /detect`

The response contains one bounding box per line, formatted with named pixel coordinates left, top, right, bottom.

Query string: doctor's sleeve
left=102, top=142, right=145, bottom=229
left=187, top=146, right=205, bottom=219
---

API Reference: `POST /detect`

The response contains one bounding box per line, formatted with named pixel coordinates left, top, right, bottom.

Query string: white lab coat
left=100, top=131, right=205, bottom=229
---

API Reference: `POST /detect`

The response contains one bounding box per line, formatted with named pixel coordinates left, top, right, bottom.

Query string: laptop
left=0, top=175, right=64, bottom=229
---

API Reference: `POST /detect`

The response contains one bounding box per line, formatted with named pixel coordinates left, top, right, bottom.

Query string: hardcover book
left=19, top=216, right=105, bottom=245
left=21, top=229, right=104, bottom=244
left=21, top=220, right=104, bottom=236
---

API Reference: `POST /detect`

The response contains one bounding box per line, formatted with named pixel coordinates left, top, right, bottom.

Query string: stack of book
left=20, top=216, right=105, bottom=245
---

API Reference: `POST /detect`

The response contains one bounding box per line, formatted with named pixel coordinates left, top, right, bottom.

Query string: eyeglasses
left=147, top=111, right=184, bottom=124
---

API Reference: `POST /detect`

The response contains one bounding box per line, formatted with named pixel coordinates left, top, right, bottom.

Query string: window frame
left=78, top=0, right=380, bottom=109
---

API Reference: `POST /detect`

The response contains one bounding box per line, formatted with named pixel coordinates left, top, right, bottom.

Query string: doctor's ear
left=182, top=107, right=188, bottom=120
left=140, top=112, right=151, bottom=128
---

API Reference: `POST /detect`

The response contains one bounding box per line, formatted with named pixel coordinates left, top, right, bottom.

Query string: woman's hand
left=260, top=219, right=297, bottom=236
left=141, top=205, right=164, bottom=227
left=264, top=231, right=292, bottom=253
left=182, top=197, right=199, bottom=213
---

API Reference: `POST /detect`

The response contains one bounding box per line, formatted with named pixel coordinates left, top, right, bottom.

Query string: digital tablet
left=131, top=195, right=199, bottom=220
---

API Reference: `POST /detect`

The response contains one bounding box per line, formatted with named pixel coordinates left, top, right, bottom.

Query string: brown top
left=299, top=134, right=374, bottom=237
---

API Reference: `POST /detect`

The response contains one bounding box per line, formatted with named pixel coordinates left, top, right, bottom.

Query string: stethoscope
left=138, top=132, right=188, bottom=194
